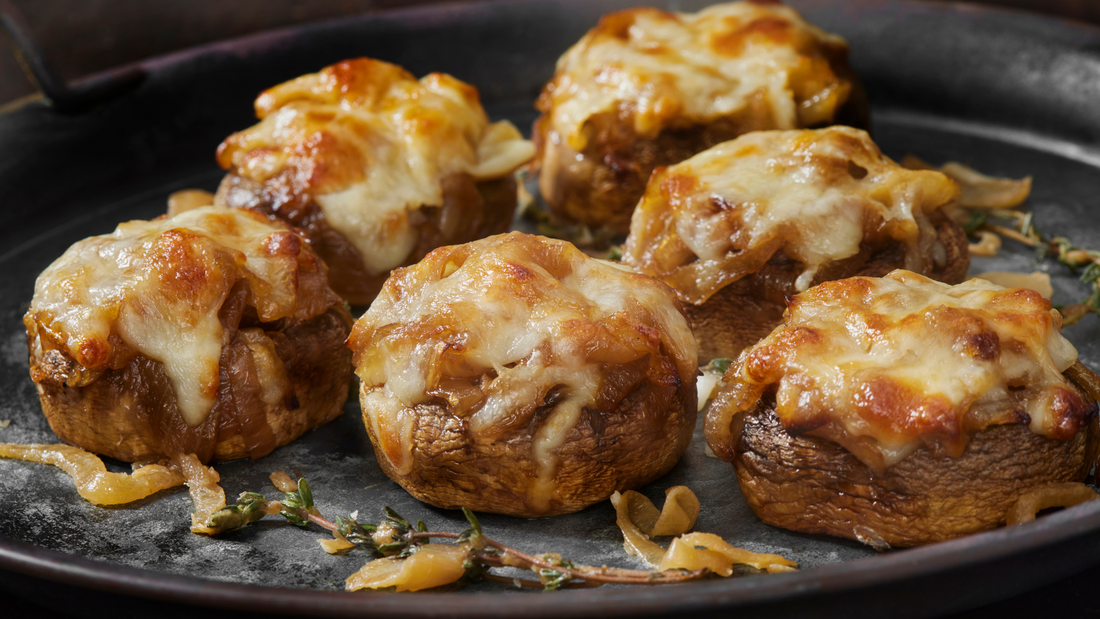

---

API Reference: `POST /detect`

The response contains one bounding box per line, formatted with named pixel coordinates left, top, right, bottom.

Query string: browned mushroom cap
left=623, top=127, right=968, bottom=363
left=705, top=271, right=1098, bottom=546
left=25, top=206, right=353, bottom=463
left=214, top=58, right=534, bottom=305
left=732, top=402, right=1097, bottom=548
left=533, top=2, right=868, bottom=234
left=349, top=232, right=698, bottom=517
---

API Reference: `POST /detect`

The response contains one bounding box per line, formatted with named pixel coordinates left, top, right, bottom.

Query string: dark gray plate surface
left=3, top=1, right=1100, bottom=617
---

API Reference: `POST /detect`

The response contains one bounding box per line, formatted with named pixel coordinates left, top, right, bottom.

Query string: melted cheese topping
left=350, top=232, right=697, bottom=512
left=706, top=270, right=1090, bottom=470
left=623, top=127, right=960, bottom=304
left=217, top=58, right=535, bottom=276
left=28, top=206, right=331, bottom=426
left=540, top=2, right=854, bottom=152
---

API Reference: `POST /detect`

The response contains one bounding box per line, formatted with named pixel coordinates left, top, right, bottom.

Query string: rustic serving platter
left=3, top=0, right=1100, bottom=617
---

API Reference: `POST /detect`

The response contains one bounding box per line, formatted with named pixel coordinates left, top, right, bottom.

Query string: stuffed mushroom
left=348, top=232, right=698, bottom=517
left=622, top=126, right=970, bottom=363
left=705, top=270, right=1099, bottom=547
left=215, top=58, right=535, bottom=305
left=25, top=206, right=354, bottom=464
left=533, top=0, right=868, bottom=234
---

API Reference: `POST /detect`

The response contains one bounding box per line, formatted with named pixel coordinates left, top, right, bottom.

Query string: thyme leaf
left=963, top=211, right=987, bottom=235
left=278, top=479, right=315, bottom=527
left=537, top=555, right=575, bottom=591
left=335, top=515, right=379, bottom=554
left=703, top=357, right=734, bottom=375
left=384, top=506, right=411, bottom=534
left=1081, top=262, right=1100, bottom=285
left=205, top=492, right=271, bottom=532
left=971, top=210, right=1100, bottom=326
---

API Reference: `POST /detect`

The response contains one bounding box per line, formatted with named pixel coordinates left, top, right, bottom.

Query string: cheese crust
left=624, top=126, right=961, bottom=304
left=623, top=126, right=968, bottom=361
left=349, top=232, right=698, bottom=516
left=215, top=58, right=535, bottom=304
left=534, top=1, right=866, bottom=232
left=25, top=206, right=353, bottom=463
left=705, top=270, right=1092, bottom=470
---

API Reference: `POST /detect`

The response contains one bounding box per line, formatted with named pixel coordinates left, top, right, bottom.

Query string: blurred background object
left=1, top=0, right=1098, bottom=106
left=0, top=0, right=453, bottom=106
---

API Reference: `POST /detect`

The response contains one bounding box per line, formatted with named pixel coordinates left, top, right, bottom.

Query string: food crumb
left=0, top=420, right=10, bottom=428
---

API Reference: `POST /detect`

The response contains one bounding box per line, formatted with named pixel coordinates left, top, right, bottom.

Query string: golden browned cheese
left=25, top=206, right=354, bottom=463
left=348, top=232, right=698, bottom=516
left=215, top=58, right=535, bottom=304
left=704, top=271, right=1098, bottom=546
left=625, top=127, right=960, bottom=305
left=534, top=1, right=867, bottom=232
left=623, top=127, right=968, bottom=361
left=707, top=270, right=1089, bottom=466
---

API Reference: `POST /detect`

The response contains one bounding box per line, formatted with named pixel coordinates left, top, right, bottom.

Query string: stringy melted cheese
left=216, top=58, right=535, bottom=276
left=707, top=270, right=1090, bottom=469
left=350, top=232, right=697, bottom=511
left=28, top=206, right=326, bottom=427
left=623, top=127, right=960, bottom=304
left=540, top=1, right=854, bottom=152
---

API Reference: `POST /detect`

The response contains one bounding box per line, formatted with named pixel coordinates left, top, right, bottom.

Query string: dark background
left=3, top=0, right=1100, bottom=617
left=2, top=0, right=1100, bottom=106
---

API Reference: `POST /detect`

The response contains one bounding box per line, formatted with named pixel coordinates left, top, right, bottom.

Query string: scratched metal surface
left=3, top=1, right=1100, bottom=618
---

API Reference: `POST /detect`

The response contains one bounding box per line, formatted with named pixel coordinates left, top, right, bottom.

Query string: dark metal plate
left=3, top=1, right=1100, bottom=617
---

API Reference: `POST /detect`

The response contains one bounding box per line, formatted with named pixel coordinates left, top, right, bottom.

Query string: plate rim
left=3, top=499, right=1099, bottom=617
left=3, top=0, right=1100, bottom=616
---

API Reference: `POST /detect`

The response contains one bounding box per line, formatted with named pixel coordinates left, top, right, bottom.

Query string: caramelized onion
left=1006, top=482, right=1098, bottom=526
left=902, top=156, right=1031, bottom=209
left=346, top=544, right=468, bottom=592
left=0, top=443, right=183, bottom=505
left=610, top=486, right=794, bottom=575
left=661, top=237, right=783, bottom=305
left=968, top=231, right=1002, bottom=257
left=318, top=537, right=357, bottom=555
left=704, top=380, right=756, bottom=463
left=269, top=470, right=299, bottom=493
left=1065, top=361, right=1100, bottom=403
left=659, top=532, right=797, bottom=575
left=174, top=453, right=227, bottom=534
left=622, top=487, right=701, bottom=537
left=610, top=490, right=668, bottom=566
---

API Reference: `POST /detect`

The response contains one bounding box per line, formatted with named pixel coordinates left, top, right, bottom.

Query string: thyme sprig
left=536, top=555, right=575, bottom=591
left=206, top=492, right=274, bottom=531
left=971, top=207, right=1100, bottom=325
left=202, top=477, right=708, bottom=591
left=280, top=478, right=314, bottom=527
left=334, top=514, right=379, bottom=554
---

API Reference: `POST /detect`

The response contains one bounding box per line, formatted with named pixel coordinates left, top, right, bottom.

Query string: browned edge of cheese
left=348, top=231, right=698, bottom=516
left=705, top=270, right=1093, bottom=470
